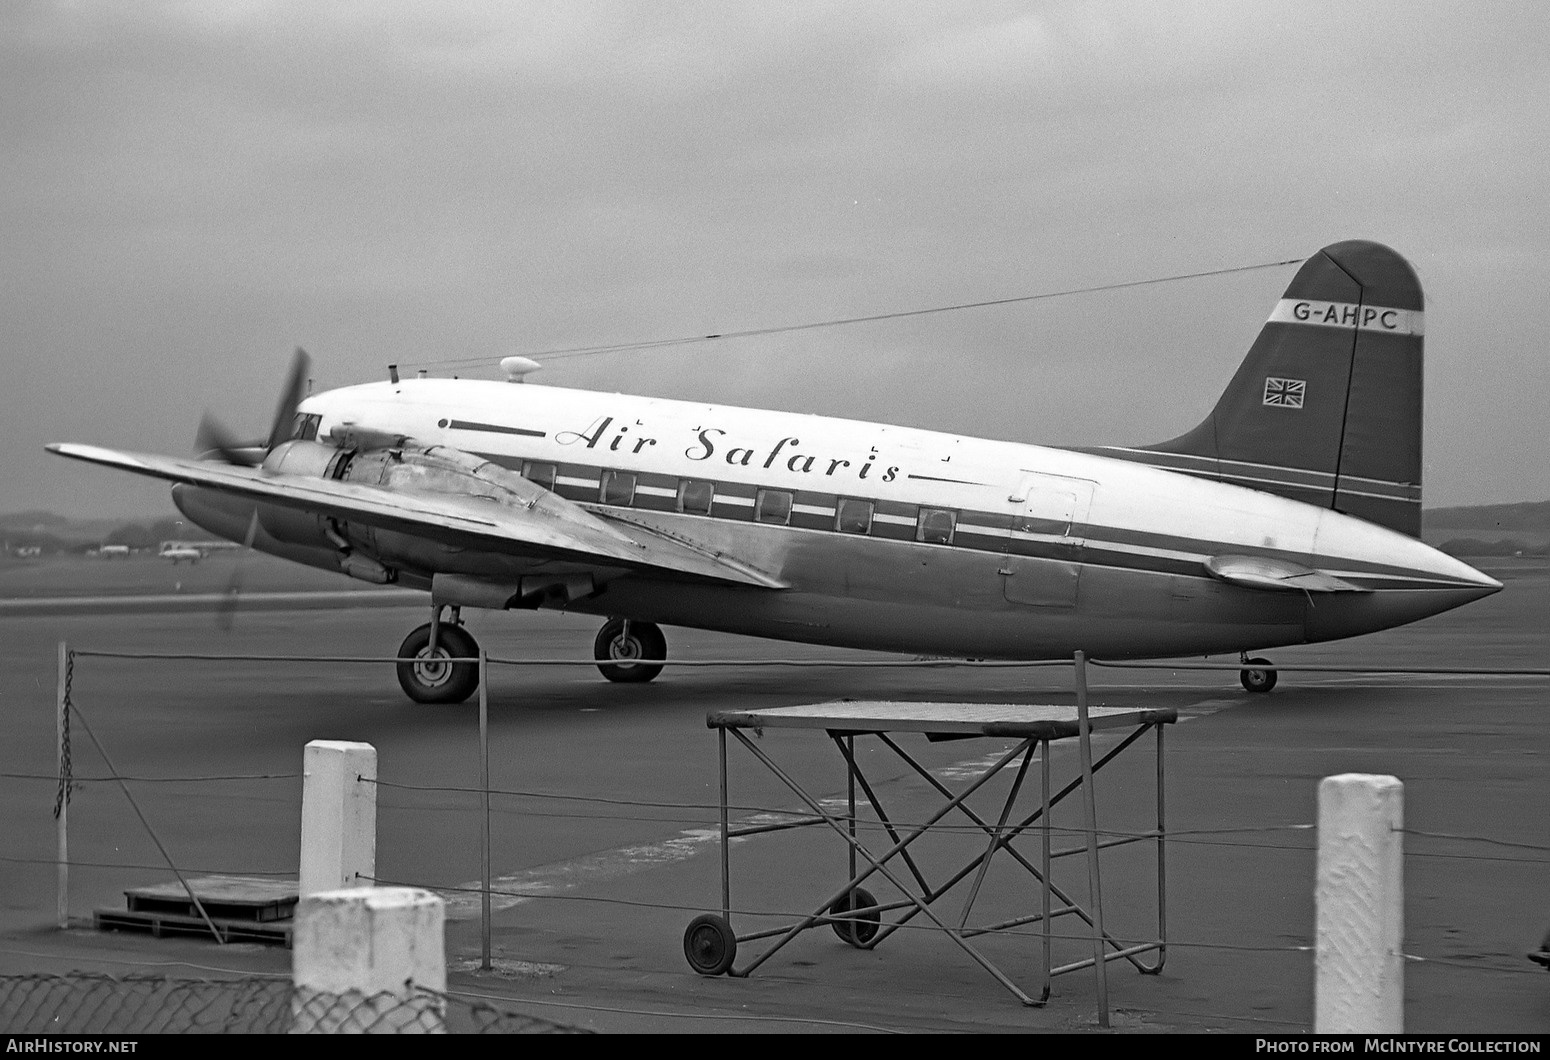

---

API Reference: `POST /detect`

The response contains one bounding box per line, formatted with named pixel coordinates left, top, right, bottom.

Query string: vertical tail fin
left=1134, top=240, right=1424, bottom=535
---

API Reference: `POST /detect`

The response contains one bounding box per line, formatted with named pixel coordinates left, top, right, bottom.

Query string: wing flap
left=1204, top=553, right=1369, bottom=593
left=48, top=443, right=784, bottom=589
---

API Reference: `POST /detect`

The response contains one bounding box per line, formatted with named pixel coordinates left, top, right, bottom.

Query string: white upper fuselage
left=298, top=376, right=1487, bottom=599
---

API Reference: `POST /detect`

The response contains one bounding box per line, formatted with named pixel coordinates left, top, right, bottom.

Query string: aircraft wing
left=47, top=443, right=785, bottom=589
left=1204, top=553, right=1370, bottom=593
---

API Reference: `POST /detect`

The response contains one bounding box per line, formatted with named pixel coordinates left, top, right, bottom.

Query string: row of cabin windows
left=520, top=461, right=958, bottom=545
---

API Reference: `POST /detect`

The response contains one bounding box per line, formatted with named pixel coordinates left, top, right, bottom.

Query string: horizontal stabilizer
left=1204, top=553, right=1370, bottom=593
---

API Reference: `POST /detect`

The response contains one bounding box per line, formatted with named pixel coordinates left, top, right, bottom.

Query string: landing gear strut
left=1239, top=652, right=1277, bottom=694
left=397, top=606, right=480, bottom=704
left=594, top=618, right=666, bottom=683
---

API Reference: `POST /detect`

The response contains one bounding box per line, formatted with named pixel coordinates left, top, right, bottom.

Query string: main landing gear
left=1239, top=652, right=1278, bottom=694
left=594, top=618, right=666, bottom=683
left=393, top=611, right=668, bottom=703
left=397, top=606, right=480, bottom=705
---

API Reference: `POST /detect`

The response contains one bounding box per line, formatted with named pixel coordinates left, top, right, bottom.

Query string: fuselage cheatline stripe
left=467, top=450, right=1482, bottom=591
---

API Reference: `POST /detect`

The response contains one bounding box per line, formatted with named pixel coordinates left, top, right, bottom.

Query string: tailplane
left=1115, top=240, right=1424, bottom=536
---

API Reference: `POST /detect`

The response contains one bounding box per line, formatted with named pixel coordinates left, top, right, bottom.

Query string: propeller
left=215, top=509, right=261, bottom=633
left=196, top=347, right=312, bottom=465
left=194, top=413, right=263, bottom=466
left=196, top=348, right=309, bottom=629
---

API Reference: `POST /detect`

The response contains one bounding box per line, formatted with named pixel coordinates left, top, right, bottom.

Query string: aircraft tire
left=683, top=914, right=737, bottom=976
left=594, top=619, right=666, bottom=683
left=396, top=623, right=480, bottom=705
left=829, top=887, right=881, bottom=948
left=1240, top=658, right=1277, bottom=694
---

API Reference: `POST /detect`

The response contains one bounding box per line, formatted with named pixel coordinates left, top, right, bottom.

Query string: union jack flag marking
left=1263, top=377, right=1305, bottom=408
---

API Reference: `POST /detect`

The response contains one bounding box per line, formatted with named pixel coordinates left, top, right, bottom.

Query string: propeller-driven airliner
left=158, top=542, right=205, bottom=564
left=49, top=240, right=1500, bottom=704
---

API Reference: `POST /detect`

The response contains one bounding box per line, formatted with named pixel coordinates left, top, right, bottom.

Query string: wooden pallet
left=94, top=875, right=297, bottom=946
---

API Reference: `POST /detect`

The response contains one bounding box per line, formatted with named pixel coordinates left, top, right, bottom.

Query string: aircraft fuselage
left=173, top=377, right=1499, bottom=661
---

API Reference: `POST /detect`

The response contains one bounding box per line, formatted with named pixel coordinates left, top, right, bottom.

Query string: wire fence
left=52, top=647, right=1550, bottom=675
left=0, top=973, right=588, bottom=1033
left=16, top=643, right=1549, bottom=1032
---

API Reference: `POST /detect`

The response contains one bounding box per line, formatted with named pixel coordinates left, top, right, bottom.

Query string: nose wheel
left=1239, top=655, right=1277, bottom=693
left=594, top=618, right=666, bottom=683
left=397, top=611, right=480, bottom=704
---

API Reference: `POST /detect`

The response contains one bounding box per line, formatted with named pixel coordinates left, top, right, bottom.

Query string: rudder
left=1132, top=240, right=1424, bottom=535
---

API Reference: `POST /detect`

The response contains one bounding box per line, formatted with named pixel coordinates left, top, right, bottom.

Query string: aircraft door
left=1000, top=474, right=1093, bottom=607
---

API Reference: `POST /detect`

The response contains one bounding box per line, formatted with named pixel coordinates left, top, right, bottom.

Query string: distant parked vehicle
left=158, top=542, right=204, bottom=564
left=97, top=545, right=130, bottom=558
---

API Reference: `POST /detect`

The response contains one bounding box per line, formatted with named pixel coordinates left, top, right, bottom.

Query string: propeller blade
left=215, top=510, right=261, bottom=633
left=195, top=413, right=264, bottom=466
left=264, top=347, right=312, bottom=451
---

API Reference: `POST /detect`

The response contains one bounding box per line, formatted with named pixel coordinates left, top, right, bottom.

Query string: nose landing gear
left=397, top=606, right=480, bottom=704
left=594, top=618, right=666, bottom=683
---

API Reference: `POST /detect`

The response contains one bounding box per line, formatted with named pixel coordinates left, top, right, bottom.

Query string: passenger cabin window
left=755, top=489, right=793, bottom=525
left=679, top=480, right=714, bottom=516
left=916, top=507, right=957, bottom=545
left=522, top=461, right=557, bottom=491
left=600, top=470, right=637, bottom=506
left=836, top=498, right=874, bottom=535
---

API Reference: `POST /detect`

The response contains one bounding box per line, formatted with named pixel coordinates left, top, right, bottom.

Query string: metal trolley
left=682, top=698, right=1175, bottom=1008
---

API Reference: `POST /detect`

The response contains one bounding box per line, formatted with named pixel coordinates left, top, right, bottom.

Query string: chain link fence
left=0, top=973, right=588, bottom=1033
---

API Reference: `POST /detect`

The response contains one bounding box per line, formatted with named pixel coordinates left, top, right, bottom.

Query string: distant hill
left=0, top=510, right=127, bottom=543
left=1424, top=500, right=1550, bottom=532
left=1, top=509, right=196, bottom=552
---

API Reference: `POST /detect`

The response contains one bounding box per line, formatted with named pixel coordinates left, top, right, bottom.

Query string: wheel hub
left=413, top=647, right=453, bottom=686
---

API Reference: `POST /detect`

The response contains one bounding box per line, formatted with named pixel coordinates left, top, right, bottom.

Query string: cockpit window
left=291, top=413, right=322, bottom=442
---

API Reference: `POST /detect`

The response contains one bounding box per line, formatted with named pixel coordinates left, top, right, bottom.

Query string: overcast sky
left=5, top=0, right=1547, bottom=518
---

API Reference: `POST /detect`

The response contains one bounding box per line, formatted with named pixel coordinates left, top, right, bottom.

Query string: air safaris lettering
left=685, top=428, right=724, bottom=461
left=682, top=424, right=899, bottom=483
left=555, top=416, right=659, bottom=454
left=555, top=415, right=612, bottom=447
left=562, top=414, right=903, bottom=484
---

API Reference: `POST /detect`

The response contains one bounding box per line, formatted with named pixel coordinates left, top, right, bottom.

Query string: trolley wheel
left=594, top=618, right=666, bottom=683
left=829, top=887, right=880, bottom=948
left=395, top=623, right=480, bottom=705
left=1240, top=658, right=1277, bottom=694
left=683, top=914, right=737, bottom=976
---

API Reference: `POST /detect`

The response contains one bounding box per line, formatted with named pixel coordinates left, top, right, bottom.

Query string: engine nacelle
left=261, top=439, right=345, bottom=478
left=254, top=441, right=349, bottom=549
left=337, top=444, right=536, bottom=503
left=257, top=440, right=554, bottom=581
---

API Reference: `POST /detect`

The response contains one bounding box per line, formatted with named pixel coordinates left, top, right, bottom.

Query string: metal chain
left=52, top=651, right=74, bottom=819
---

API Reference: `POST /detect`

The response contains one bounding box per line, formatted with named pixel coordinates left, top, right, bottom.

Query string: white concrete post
left=291, top=886, right=446, bottom=1033
left=1315, top=773, right=1404, bottom=1033
left=299, top=741, right=377, bottom=897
